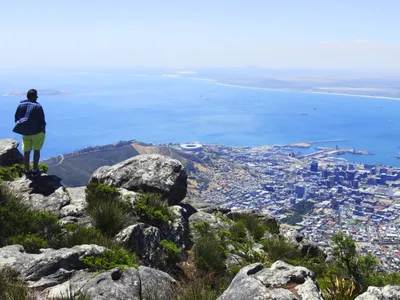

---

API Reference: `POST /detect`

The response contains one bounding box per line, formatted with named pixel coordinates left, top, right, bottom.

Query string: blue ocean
left=1, top=73, right=400, bottom=167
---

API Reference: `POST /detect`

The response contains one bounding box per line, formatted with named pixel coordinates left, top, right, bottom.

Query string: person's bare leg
left=24, top=151, right=31, bottom=171
left=33, top=150, right=40, bottom=170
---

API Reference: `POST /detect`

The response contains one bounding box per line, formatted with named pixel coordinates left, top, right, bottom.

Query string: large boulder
left=41, top=266, right=176, bottom=300
left=116, top=223, right=162, bottom=267
left=139, top=266, right=177, bottom=300
left=282, top=230, right=324, bottom=258
left=90, top=154, right=187, bottom=205
left=0, top=244, right=106, bottom=288
left=6, top=174, right=70, bottom=217
left=355, top=285, right=400, bottom=300
left=189, top=211, right=230, bottom=243
left=0, top=138, right=23, bottom=167
left=161, top=205, right=190, bottom=250
left=218, top=261, right=324, bottom=300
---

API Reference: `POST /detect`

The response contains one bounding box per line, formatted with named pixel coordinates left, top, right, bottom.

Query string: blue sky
left=1, top=0, right=399, bottom=70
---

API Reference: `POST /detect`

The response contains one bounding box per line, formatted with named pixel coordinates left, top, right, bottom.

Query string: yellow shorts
left=22, top=132, right=45, bottom=152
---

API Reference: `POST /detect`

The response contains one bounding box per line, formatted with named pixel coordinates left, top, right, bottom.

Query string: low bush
left=133, top=192, right=174, bottom=226
left=229, top=220, right=247, bottom=242
left=9, top=233, right=48, bottom=254
left=85, top=183, right=132, bottom=237
left=81, top=248, right=139, bottom=272
left=173, top=273, right=232, bottom=300
left=261, top=236, right=302, bottom=262
left=0, top=164, right=49, bottom=181
left=193, top=222, right=226, bottom=272
left=60, top=224, right=120, bottom=250
left=0, top=183, right=62, bottom=250
left=160, top=239, right=181, bottom=270
left=230, top=213, right=271, bottom=241
left=0, top=267, right=31, bottom=300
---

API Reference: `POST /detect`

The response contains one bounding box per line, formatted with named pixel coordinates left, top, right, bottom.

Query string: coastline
left=212, top=81, right=400, bottom=101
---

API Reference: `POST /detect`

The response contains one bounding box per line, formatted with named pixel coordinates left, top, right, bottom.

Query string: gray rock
left=0, top=138, right=23, bottom=167
left=189, top=211, right=230, bottom=231
left=80, top=268, right=141, bottom=300
left=41, top=266, right=177, bottom=300
left=119, top=187, right=138, bottom=205
left=7, top=174, right=70, bottom=217
left=139, top=266, right=177, bottom=300
left=189, top=211, right=230, bottom=243
left=225, top=253, right=245, bottom=268
left=355, top=285, right=400, bottom=300
left=218, top=264, right=272, bottom=300
left=40, top=269, right=93, bottom=299
left=116, top=223, right=162, bottom=267
left=282, top=230, right=323, bottom=258
left=90, top=154, right=188, bottom=205
left=181, top=196, right=231, bottom=214
left=60, top=187, right=87, bottom=218
left=0, top=244, right=106, bottom=287
left=161, top=205, right=189, bottom=250
left=218, top=261, right=324, bottom=300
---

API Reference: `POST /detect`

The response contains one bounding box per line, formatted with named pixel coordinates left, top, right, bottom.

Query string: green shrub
left=320, top=275, right=357, bottom=300
left=369, top=272, right=400, bottom=286
left=0, top=267, right=31, bottom=300
left=0, top=164, right=25, bottom=181
left=60, top=224, right=120, bottom=250
left=193, top=224, right=226, bottom=272
left=85, top=183, right=121, bottom=208
left=261, top=236, right=302, bottom=262
left=0, top=164, right=48, bottom=182
left=192, top=222, right=211, bottom=237
left=37, top=163, right=49, bottom=173
left=85, top=183, right=131, bottom=237
left=9, top=233, right=48, bottom=254
left=0, top=184, right=62, bottom=248
left=89, top=200, right=131, bottom=237
left=173, top=273, right=231, bottom=300
left=160, top=239, right=181, bottom=269
left=133, top=192, right=174, bottom=225
left=230, top=213, right=269, bottom=241
left=331, top=233, right=378, bottom=293
left=81, top=248, right=138, bottom=272
left=229, top=220, right=247, bottom=242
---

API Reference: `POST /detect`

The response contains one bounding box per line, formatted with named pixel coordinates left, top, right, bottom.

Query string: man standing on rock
left=13, top=89, right=46, bottom=176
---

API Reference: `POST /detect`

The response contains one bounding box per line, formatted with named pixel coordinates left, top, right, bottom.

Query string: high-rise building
left=310, top=161, right=319, bottom=172
left=295, top=185, right=306, bottom=198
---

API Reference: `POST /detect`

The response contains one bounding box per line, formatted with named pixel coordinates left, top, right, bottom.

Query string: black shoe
left=31, top=169, right=41, bottom=177
left=24, top=170, right=31, bottom=177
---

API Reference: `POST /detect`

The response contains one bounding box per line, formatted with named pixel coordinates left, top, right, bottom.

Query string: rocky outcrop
left=0, top=244, right=106, bottom=286
left=189, top=211, right=230, bottom=231
left=218, top=261, right=324, bottom=300
left=355, top=285, right=400, bottom=300
left=116, top=223, right=162, bottom=267
left=161, top=205, right=190, bottom=250
left=0, top=138, right=23, bottom=167
left=90, top=154, right=188, bottom=205
left=282, top=230, right=324, bottom=258
left=189, top=211, right=230, bottom=243
left=0, top=244, right=177, bottom=300
left=139, top=266, right=177, bottom=300
left=41, top=266, right=176, bottom=300
left=7, top=175, right=70, bottom=217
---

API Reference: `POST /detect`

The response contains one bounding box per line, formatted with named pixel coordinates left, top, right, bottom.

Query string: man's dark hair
left=27, top=89, right=38, bottom=100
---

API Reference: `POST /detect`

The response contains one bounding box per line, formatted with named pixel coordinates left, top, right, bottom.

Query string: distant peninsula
left=3, top=89, right=70, bottom=96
